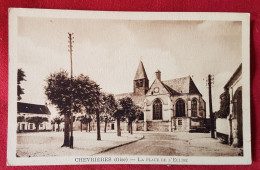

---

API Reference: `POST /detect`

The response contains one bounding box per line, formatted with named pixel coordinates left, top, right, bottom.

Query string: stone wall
left=172, top=118, right=190, bottom=132
left=147, top=120, right=170, bottom=131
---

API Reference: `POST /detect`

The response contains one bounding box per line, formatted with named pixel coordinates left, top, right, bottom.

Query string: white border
left=7, top=8, right=251, bottom=166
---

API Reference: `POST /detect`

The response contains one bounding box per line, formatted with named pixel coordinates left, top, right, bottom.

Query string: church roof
left=162, top=76, right=201, bottom=95
left=17, top=102, right=51, bottom=115
left=134, top=61, right=148, bottom=80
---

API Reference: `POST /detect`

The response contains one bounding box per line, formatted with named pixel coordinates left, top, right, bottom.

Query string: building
left=216, top=64, right=243, bottom=147
left=115, top=61, right=207, bottom=132
left=17, top=102, right=52, bottom=132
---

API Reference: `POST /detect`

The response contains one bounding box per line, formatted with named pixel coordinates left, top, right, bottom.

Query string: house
left=216, top=64, right=243, bottom=147
left=17, top=102, right=52, bottom=132
left=115, top=61, right=207, bottom=132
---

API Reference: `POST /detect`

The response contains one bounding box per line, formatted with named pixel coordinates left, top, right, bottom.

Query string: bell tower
left=133, top=61, right=149, bottom=95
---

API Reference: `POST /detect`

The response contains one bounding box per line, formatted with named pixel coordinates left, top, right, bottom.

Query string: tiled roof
left=162, top=76, right=201, bottom=95
left=17, top=102, right=51, bottom=115
left=134, top=61, right=148, bottom=80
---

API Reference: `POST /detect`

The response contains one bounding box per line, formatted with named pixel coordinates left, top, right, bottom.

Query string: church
left=115, top=61, right=207, bottom=132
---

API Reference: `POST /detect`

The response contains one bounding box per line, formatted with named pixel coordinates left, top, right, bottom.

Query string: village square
left=15, top=17, right=243, bottom=157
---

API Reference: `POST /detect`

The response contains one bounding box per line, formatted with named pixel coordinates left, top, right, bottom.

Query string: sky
left=17, top=17, right=242, bottom=116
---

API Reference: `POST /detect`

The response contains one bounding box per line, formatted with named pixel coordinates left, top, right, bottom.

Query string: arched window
left=176, top=99, right=185, bottom=117
left=191, top=99, right=197, bottom=117
left=153, top=99, right=162, bottom=120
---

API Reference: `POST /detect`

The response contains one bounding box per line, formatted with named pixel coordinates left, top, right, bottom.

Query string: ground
left=17, top=131, right=242, bottom=157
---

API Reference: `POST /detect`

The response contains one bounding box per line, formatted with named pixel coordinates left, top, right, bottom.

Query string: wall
left=216, top=118, right=230, bottom=135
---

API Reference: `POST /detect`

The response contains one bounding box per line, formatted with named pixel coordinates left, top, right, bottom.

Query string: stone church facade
left=115, top=61, right=207, bottom=132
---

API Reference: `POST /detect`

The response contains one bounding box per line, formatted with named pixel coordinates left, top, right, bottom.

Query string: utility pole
left=68, top=32, right=74, bottom=148
left=208, top=74, right=215, bottom=138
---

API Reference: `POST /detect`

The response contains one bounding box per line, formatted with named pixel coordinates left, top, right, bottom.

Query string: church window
left=153, top=98, right=162, bottom=120
left=136, top=81, right=139, bottom=87
left=176, top=99, right=185, bottom=117
left=139, top=80, right=143, bottom=87
left=191, top=98, right=197, bottom=117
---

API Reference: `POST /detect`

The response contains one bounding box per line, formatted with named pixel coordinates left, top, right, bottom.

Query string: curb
left=92, top=135, right=144, bottom=155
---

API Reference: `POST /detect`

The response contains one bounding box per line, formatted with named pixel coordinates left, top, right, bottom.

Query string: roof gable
left=17, top=102, right=51, bottom=115
left=146, top=78, right=171, bottom=96
left=134, top=61, right=148, bottom=80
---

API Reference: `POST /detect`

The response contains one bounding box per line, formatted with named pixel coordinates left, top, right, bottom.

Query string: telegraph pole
left=208, top=74, right=215, bottom=138
left=68, top=32, right=74, bottom=148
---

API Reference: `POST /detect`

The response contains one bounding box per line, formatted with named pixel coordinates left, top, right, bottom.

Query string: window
left=136, top=80, right=143, bottom=87
left=176, top=99, right=185, bottom=117
left=30, top=124, right=33, bottom=129
left=40, top=124, right=43, bottom=127
left=178, top=119, right=182, bottom=126
left=136, top=81, right=139, bottom=87
left=111, top=124, right=114, bottom=130
left=153, top=98, right=162, bottom=120
left=191, top=99, right=197, bottom=117
left=139, top=80, right=143, bottom=87
left=139, top=112, right=144, bottom=120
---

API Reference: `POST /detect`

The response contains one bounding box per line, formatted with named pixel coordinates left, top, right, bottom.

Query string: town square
left=8, top=9, right=250, bottom=165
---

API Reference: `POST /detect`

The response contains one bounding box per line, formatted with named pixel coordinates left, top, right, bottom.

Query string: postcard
left=7, top=8, right=251, bottom=165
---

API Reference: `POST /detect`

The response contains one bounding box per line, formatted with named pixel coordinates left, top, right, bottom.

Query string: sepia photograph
left=7, top=9, right=251, bottom=165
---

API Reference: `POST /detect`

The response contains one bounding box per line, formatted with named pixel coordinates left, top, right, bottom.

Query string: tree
left=51, top=119, right=55, bottom=131
left=17, top=69, right=26, bottom=101
left=100, top=93, right=117, bottom=133
left=76, top=115, right=88, bottom=132
left=26, top=116, right=48, bottom=132
left=119, top=97, right=141, bottom=135
left=113, top=109, right=124, bottom=136
left=127, top=104, right=142, bottom=134
left=53, top=115, right=64, bottom=132
left=45, top=71, right=101, bottom=147
left=216, top=90, right=230, bottom=118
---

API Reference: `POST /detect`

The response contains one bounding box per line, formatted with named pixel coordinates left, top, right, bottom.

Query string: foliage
left=53, top=115, right=64, bottom=125
left=117, top=97, right=141, bottom=122
left=216, top=90, right=230, bottom=118
left=114, top=97, right=142, bottom=134
left=45, top=70, right=101, bottom=115
left=100, top=93, right=118, bottom=121
left=44, top=70, right=101, bottom=145
left=17, top=115, right=25, bottom=122
left=17, top=69, right=26, bottom=101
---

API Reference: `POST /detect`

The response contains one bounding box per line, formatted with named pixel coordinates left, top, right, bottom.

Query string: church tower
left=133, top=61, right=149, bottom=95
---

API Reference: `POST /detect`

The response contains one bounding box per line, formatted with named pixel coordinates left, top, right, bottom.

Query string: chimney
left=155, top=70, right=161, bottom=81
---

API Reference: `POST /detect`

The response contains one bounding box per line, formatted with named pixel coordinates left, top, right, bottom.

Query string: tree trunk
left=81, top=121, right=82, bottom=132
left=128, top=121, right=131, bottom=133
left=104, top=119, right=107, bottom=133
left=53, top=124, right=55, bottom=131
left=96, top=112, right=101, bottom=140
left=35, top=123, right=39, bottom=132
left=88, top=121, right=91, bottom=132
left=130, top=121, right=133, bottom=135
left=61, top=114, right=70, bottom=147
left=58, top=124, right=60, bottom=132
left=86, top=122, right=88, bottom=132
left=117, top=118, right=121, bottom=136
